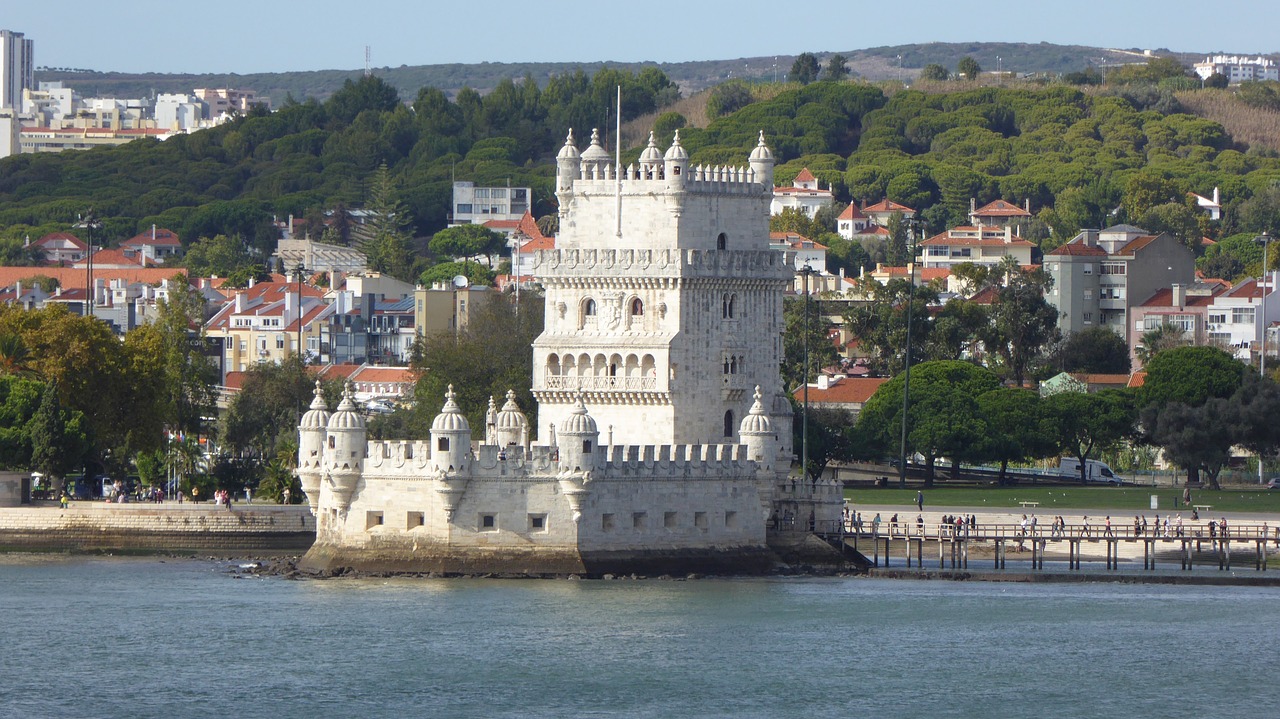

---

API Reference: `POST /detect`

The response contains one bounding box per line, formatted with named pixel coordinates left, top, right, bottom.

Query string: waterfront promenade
left=0, top=499, right=315, bottom=553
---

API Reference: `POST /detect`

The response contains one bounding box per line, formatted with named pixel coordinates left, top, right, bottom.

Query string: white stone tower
left=296, top=380, right=330, bottom=515
left=322, top=382, right=365, bottom=515
left=533, top=129, right=793, bottom=460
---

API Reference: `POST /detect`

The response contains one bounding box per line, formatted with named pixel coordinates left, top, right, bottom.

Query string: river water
left=1, top=556, right=1274, bottom=718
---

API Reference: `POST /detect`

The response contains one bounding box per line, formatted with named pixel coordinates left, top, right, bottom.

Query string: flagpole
left=615, top=85, right=622, bottom=238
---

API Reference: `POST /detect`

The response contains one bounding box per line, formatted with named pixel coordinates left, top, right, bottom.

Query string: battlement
left=358, top=438, right=759, bottom=481
left=571, top=162, right=765, bottom=195
left=532, top=247, right=791, bottom=280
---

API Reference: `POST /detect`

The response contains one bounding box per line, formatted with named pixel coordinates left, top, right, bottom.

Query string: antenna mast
left=365, top=46, right=372, bottom=77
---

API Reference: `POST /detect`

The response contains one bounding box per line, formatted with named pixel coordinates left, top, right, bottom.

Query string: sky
left=6, top=0, right=1279, bottom=75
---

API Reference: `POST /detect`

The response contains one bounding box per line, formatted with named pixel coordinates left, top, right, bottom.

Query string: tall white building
left=451, top=181, right=531, bottom=225
left=295, top=129, right=841, bottom=575
left=0, top=30, right=34, bottom=110
left=1193, top=55, right=1280, bottom=84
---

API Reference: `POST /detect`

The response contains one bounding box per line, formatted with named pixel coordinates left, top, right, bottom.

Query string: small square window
left=725, top=511, right=737, bottom=528
left=365, top=511, right=384, bottom=530
left=529, top=514, right=547, bottom=532
left=664, top=511, right=677, bottom=528
left=407, top=511, right=424, bottom=529
left=695, top=512, right=708, bottom=530
left=602, top=513, right=615, bottom=532
left=480, top=513, right=497, bottom=532
left=633, top=511, right=647, bottom=529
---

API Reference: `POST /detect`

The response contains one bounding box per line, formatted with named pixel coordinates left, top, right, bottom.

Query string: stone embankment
left=0, top=502, right=315, bottom=553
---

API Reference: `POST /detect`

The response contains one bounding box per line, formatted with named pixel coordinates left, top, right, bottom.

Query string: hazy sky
left=7, top=0, right=1277, bottom=75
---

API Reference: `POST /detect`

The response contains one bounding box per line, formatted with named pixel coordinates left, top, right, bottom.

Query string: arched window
left=328, top=436, right=335, bottom=449
left=730, top=356, right=738, bottom=374
left=437, top=437, right=450, bottom=452
left=723, top=410, right=735, bottom=438
left=717, top=233, right=727, bottom=250
left=723, top=358, right=731, bottom=375
left=631, top=298, right=643, bottom=316
left=584, top=299, right=597, bottom=316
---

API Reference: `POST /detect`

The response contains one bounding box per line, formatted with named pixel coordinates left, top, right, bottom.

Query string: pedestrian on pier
left=1104, top=516, right=1114, bottom=538
left=1134, top=516, right=1142, bottom=536
left=916, top=491, right=924, bottom=511
left=1081, top=516, right=1092, bottom=538
left=915, top=514, right=924, bottom=536
left=890, top=513, right=899, bottom=536
left=872, top=513, right=881, bottom=535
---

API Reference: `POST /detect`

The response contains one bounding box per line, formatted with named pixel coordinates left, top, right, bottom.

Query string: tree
left=0, top=334, right=33, bottom=377
left=885, top=212, right=910, bottom=266
left=428, top=224, right=507, bottom=269
left=1139, top=203, right=1203, bottom=254
left=980, top=259, right=1061, bottom=386
left=412, top=294, right=544, bottom=432
left=957, top=56, right=982, bottom=81
left=1134, top=323, right=1186, bottom=367
left=1043, top=390, right=1136, bottom=484
left=975, top=387, right=1054, bottom=484
left=125, top=278, right=218, bottom=440
left=1139, top=345, right=1244, bottom=412
left=842, top=277, right=937, bottom=376
left=856, top=361, right=1002, bottom=484
left=919, top=64, right=949, bottom=82
left=419, top=261, right=496, bottom=288
left=1205, top=72, right=1229, bottom=89
left=1052, top=327, right=1132, bottom=374
left=783, top=295, right=839, bottom=393
left=29, top=382, right=89, bottom=489
left=1138, top=345, right=1244, bottom=485
left=222, top=358, right=343, bottom=460
left=705, top=80, right=753, bottom=119
left=179, top=234, right=257, bottom=278
left=791, top=53, right=820, bottom=85
left=0, top=374, right=45, bottom=469
left=824, top=54, right=850, bottom=82
left=353, top=162, right=416, bottom=281
left=793, top=405, right=853, bottom=482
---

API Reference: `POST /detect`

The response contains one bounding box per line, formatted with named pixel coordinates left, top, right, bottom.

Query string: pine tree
left=353, top=162, right=415, bottom=280
left=30, top=382, right=87, bottom=485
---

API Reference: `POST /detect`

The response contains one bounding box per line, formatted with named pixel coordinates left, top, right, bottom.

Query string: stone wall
left=0, top=505, right=315, bottom=552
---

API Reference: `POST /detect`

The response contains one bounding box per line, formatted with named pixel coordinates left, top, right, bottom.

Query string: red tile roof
left=316, top=364, right=361, bottom=380
left=793, top=168, right=816, bottom=183
left=121, top=228, right=181, bottom=248
left=1046, top=242, right=1106, bottom=257
left=352, top=366, right=416, bottom=384
left=1138, top=288, right=1220, bottom=307
left=972, top=199, right=1031, bottom=218
left=863, top=199, right=915, bottom=214
left=1127, top=372, right=1146, bottom=388
left=874, top=266, right=951, bottom=282
left=837, top=204, right=867, bottom=220
left=75, top=248, right=158, bottom=268
left=770, top=232, right=827, bottom=250
left=0, top=267, right=187, bottom=291
left=791, top=377, right=888, bottom=405
left=1070, top=373, right=1131, bottom=386
left=1115, top=235, right=1161, bottom=256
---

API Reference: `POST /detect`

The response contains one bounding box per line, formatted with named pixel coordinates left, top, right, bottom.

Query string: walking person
left=872, top=512, right=882, bottom=536
left=1080, top=515, right=1092, bottom=538
left=1104, top=516, right=1114, bottom=538
left=916, top=491, right=924, bottom=512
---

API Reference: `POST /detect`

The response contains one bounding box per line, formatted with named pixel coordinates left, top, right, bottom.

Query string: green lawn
left=844, top=486, right=1280, bottom=514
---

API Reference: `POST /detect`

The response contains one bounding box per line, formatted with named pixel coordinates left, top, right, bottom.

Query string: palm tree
left=1135, top=323, right=1186, bottom=367
left=0, top=334, right=33, bottom=377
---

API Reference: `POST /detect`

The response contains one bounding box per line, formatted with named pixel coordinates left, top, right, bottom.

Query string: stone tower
left=533, top=130, right=793, bottom=460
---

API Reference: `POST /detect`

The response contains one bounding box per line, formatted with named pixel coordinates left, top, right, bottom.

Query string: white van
left=1058, top=458, right=1121, bottom=485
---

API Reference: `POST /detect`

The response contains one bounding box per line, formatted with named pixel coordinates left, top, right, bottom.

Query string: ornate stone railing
left=544, top=375, right=658, bottom=391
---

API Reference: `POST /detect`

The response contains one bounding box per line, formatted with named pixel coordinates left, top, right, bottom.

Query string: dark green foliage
left=411, top=294, right=543, bottom=434
left=29, top=382, right=89, bottom=481
left=791, top=53, right=820, bottom=85
left=221, top=358, right=343, bottom=459
left=1042, top=390, right=1136, bottom=483
left=1138, top=345, right=1243, bottom=410
left=706, top=80, right=753, bottom=119
left=824, top=55, right=850, bottom=82
left=919, top=64, right=949, bottom=82
left=1051, top=327, right=1133, bottom=374
left=957, top=56, right=982, bottom=81
left=1204, top=73, right=1229, bottom=89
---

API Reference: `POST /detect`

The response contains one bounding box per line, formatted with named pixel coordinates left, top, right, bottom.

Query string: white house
left=770, top=168, right=832, bottom=218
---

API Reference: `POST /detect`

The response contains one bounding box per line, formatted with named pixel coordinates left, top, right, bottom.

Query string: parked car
left=1266, top=478, right=1280, bottom=490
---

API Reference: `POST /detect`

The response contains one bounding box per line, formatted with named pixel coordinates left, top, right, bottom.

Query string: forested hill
left=35, top=42, right=1220, bottom=101
left=5, top=64, right=1280, bottom=289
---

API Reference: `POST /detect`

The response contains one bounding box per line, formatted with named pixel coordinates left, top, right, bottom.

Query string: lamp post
left=294, top=262, right=307, bottom=364
left=74, top=210, right=101, bottom=318
left=1255, top=231, right=1273, bottom=483
left=798, top=263, right=817, bottom=485
left=898, top=217, right=923, bottom=489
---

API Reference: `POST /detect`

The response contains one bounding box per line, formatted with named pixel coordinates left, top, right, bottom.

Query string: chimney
left=151, top=223, right=156, bottom=241
left=1004, top=225, right=1013, bottom=244
left=248, top=276, right=255, bottom=289
left=969, top=197, right=976, bottom=214
left=1213, top=187, right=1219, bottom=205
left=817, top=374, right=830, bottom=390
left=1024, top=198, right=1031, bottom=213
left=1172, top=283, right=1186, bottom=307
left=234, top=292, right=245, bottom=313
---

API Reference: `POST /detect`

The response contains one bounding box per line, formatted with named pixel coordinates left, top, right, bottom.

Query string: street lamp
left=1255, top=231, right=1273, bottom=483
left=798, top=263, right=817, bottom=485
left=898, top=216, right=924, bottom=488
left=74, top=210, right=101, bottom=318
left=294, top=262, right=307, bottom=364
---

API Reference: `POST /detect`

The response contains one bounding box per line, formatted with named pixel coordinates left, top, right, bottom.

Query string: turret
left=555, top=128, right=580, bottom=195
left=637, top=131, right=663, bottom=179
left=663, top=130, right=689, bottom=190
left=579, top=128, right=611, bottom=180
left=748, top=130, right=775, bottom=191
left=494, top=389, right=530, bottom=450
left=430, top=385, right=472, bottom=473
left=296, top=380, right=330, bottom=515
left=323, top=382, right=366, bottom=514
left=738, top=386, right=776, bottom=470
left=556, top=392, right=600, bottom=473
